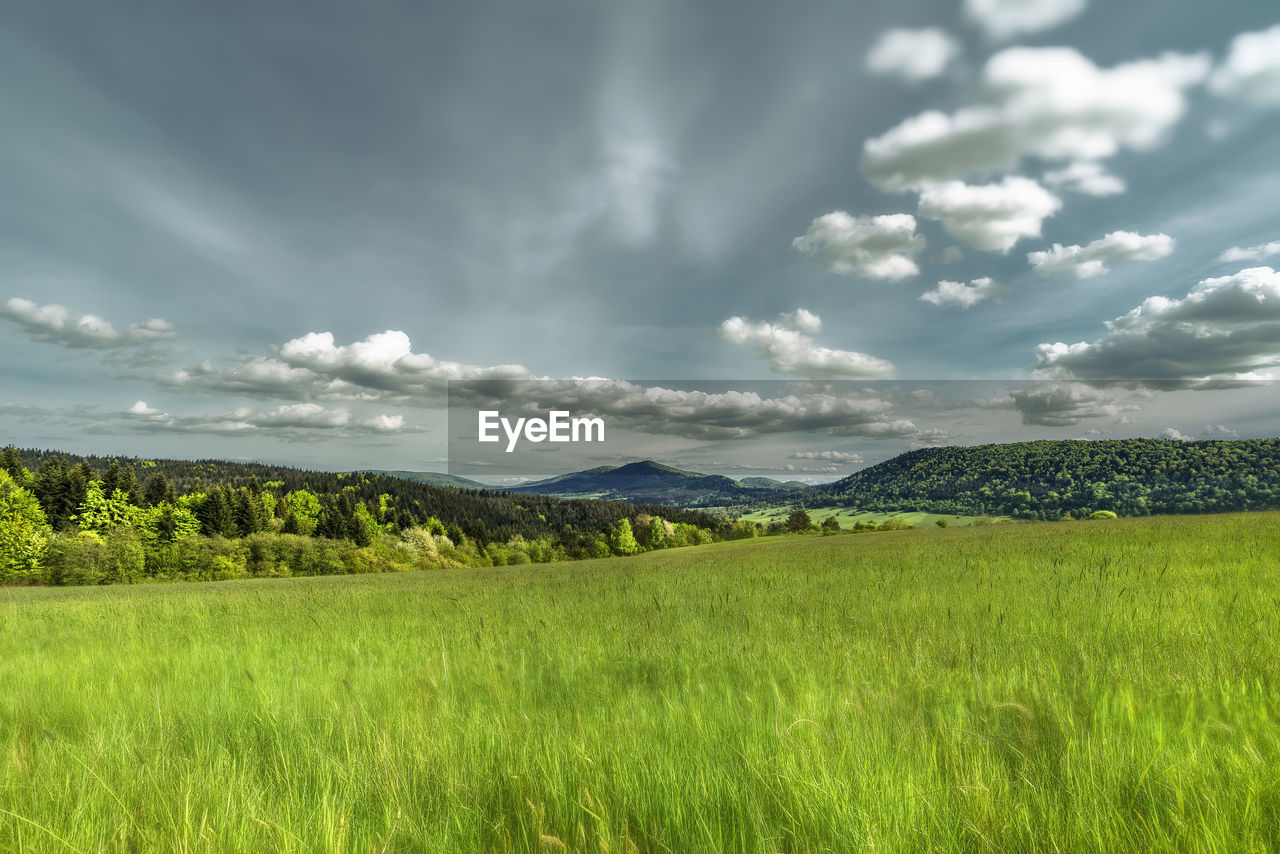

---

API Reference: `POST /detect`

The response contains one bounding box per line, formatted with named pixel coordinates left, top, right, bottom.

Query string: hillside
left=509, top=460, right=776, bottom=506
left=5, top=447, right=727, bottom=545
left=739, top=477, right=808, bottom=490
left=815, top=438, right=1280, bottom=520
left=357, top=470, right=486, bottom=489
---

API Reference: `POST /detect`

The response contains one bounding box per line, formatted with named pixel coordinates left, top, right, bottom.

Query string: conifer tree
left=143, top=473, right=172, bottom=508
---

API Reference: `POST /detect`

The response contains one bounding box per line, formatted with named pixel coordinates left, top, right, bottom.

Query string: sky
left=3, top=0, right=1280, bottom=482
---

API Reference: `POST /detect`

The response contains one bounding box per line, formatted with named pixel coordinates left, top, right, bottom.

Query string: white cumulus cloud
left=1035, top=266, right=1280, bottom=381
left=123, top=400, right=412, bottom=435
left=718, top=309, right=895, bottom=379
left=165, top=330, right=532, bottom=403
left=862, top=47, right=1210, bottom=191
left=865, top=28, right=961, bottom=82
left=1, top=298, right=177, bottom=350
left=792, top=212, right=925, bottom=280
left=1209, top=24, right=1280, bottom=106
left=964, top=0, right=1087, bottom=40
left=1219, top=241, right=1280, bottom=263
left=1027, top=231, right=1175, bottom=279
left=917, top=177, right=1061, bottom=252
left=920, top=277, right=998, bottom=309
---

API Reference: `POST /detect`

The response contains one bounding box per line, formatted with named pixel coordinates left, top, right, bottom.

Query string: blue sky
left=3, top=0, right=1280, bottom=480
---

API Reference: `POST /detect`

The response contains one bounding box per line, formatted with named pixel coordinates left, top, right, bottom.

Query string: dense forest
left=0, top=447, right=753, bottom=586
left=815, top=438, right=1280, bottom=519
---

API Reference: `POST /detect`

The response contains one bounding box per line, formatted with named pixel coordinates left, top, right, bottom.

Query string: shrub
left=44, top=533, right=107, bottom=586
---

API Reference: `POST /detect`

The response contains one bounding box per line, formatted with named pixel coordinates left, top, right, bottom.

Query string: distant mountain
left=813, top=438, right=1280, bottom=520
left=508, top=460, right=776, bottom=506
left=359, top=470, right=486, bottom=490
left=739, top=477, right=809, bottom=490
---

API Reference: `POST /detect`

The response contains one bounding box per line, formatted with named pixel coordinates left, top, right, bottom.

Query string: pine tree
left=65, top=463, right=92, bottom=518
left=156, top=504, right=177, bottom=544
left=143, top=473, right=172, bottom=508
left=101, top=462, right=121, bottom=501
left=116, top=464, right=141, bottom=506
left=34, top=456, right=72, bottom=528
left=0, top=446, right=24, bottom=481
left=233, top=489, right=261, bottom=535
left=198, top=488, right=235, bottom=538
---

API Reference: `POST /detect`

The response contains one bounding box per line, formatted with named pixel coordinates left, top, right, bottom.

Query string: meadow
left=739, top=506, right=1004, bottom=529
left=1, top=513, right=1278, bottom=852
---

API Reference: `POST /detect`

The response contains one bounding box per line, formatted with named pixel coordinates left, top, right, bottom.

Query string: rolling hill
left=508, top=460, right=778, bottom=506
left=357, top=470, right=486, bottom=489
left=739, top=477, right=809, bottom=490
left=811, top=438, right=1280, bottom=520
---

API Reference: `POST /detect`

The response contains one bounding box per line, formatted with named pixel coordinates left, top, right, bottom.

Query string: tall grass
left=1, top=513, right=1278, bottom=852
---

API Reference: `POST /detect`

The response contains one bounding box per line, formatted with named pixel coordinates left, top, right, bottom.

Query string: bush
left=44, top=533, right=107, bottom=586
left=1087, top=510, right=1118, bottom=520
left=103, top=527, right=145, bottom=583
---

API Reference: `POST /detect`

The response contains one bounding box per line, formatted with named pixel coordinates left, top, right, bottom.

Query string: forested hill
left=814, top=438, right=1280, bottom=520
left=6, top=448, right=725, bottom=544
left=508, top=460, right=786, bottom=506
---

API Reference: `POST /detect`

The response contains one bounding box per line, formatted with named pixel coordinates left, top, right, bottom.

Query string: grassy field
left=739, top=505, right=1006, bottom=528
left=2, top=514, right=1278, bottom=852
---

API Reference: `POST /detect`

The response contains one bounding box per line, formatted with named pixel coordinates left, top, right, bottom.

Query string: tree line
left=0, top=447, right=755, bottom=586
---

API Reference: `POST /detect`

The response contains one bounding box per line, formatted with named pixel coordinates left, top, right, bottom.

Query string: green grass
left=2, top=513, right=1279, bottom=852
left=739, top=506, right=1006, bottom=528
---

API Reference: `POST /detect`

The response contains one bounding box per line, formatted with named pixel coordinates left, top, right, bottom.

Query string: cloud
left=865, top=28, right=961, bottom=82
left=920, top=277, right=998, bottom=309
left=127, top=400, right=163, bottom=416
left=278, top=330, right=530, bottom=392
left=1, top=298, right=178, bottom=350
left=456, top=378, right=926, bottom=441
left=254, top=403, right=352, bottom=429
left=917, top=177, right=1061, bottom=251
left=1010, top=382, right=1145, bottom=426
left=1035, top=266, right=1280, bottom=381
left=718, top=310, right=895, bottom=379
left=788, top=450, right=864, bottom=463
left=779, top=308, right=822, bottom=334
left=1028, top=231, right=1175, bottom=279
left=1161, top=427, right=1192, bottom=441
left=164, top=330, right=532, bottom=402
left=862, top=47, right=1210, bottom=191
left=363, top=414, right=407, bottom=433
left=792, top=212, right=925, bottom=280
left=1042, top=161, right=1125, bottom=197
left=1219, top=241, right=1280, bottom=263
left=124, top=400, right=414, bottom=435
left=1209, top=25, right=1280, bottom=106
left=963, top=0, right=1087, bottom=40
left=162, top=358, right=337, bottom=400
